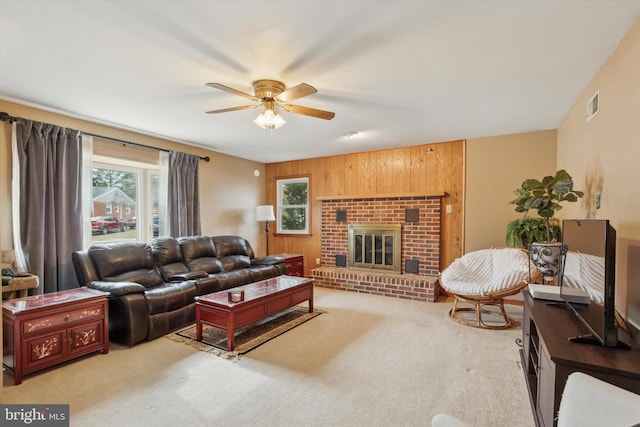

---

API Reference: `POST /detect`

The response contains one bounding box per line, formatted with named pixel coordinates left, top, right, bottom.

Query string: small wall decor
left=336, top=209, right=347, bottom=222
left=405, top=259, right=419, bottom=274
left=405, top=208, right=419, bottom=223
left=335, top=254, right=346, bottom=267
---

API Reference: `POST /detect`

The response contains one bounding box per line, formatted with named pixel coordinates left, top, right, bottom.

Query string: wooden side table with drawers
left=2, top=287, right=109, bottom=385
left=272, top=253, right=305, bottom=277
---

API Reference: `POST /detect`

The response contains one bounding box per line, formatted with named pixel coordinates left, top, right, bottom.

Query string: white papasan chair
left=439, top=248, right=537, bottom=329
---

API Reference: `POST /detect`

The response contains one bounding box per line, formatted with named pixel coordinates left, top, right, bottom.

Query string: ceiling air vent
left=586, top=91, right=599, bottom=122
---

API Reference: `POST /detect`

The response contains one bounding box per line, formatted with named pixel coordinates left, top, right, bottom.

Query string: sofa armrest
left=86, top=281, right=146, bottom=297
left=168, top=271, right=208, bottom=281
left=252, top=256, right=284, bottom=266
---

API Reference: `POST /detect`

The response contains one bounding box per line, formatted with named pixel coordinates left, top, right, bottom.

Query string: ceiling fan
left=206, top=79, right=335, bottom=130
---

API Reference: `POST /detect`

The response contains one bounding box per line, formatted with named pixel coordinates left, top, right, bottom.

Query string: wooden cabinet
left=520, top=291, right=640, bottom=427
left=3, top=287, right=109, bottom=385
left=272, top=253, right=304, bottom=277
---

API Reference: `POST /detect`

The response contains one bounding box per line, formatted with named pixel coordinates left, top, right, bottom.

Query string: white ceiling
left=1, top=1, right=639, bottom=163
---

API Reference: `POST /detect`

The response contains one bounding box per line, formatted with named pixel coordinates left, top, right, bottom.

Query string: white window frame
left=87, top=157, right=162, bottom=246
left=276, top=176, right=310, bottom=235
left=105, top=203, right=112, bottom=214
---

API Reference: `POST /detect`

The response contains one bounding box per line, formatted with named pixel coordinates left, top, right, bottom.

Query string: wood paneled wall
left=265, top=140, right=465, bottom=276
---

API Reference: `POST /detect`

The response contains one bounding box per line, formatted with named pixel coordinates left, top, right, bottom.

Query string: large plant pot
left=529, top=242, right=566, bottom=282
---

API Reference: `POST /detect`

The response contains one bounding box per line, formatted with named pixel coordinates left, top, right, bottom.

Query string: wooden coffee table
left=194, top=275, right=314, bottom=351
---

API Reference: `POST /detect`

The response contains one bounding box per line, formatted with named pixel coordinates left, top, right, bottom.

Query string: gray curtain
left=168, top=151, right=201, bottom=236
left=15, top=119, right=83, bottom=294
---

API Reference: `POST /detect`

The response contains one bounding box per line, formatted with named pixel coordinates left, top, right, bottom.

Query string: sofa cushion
left=178, top=235, right=217, bottom=259
left=178, top=236, right=224, bottom=274
left=220, top=255, right=252, bottom=271
left=247, top=266, right=279, bottom=282
left=187, top=257, right=224, bottom=274
left=213, top=235, right=249, bottom=257
left=88, top=242, right=164, bottom=288
left=144, top=281, right=198, bottom=315
left=215, top=270, right=252, bottom=291
left=252, top=255, right=285, bottom=266
left=151, top=237, right=190, bottom=281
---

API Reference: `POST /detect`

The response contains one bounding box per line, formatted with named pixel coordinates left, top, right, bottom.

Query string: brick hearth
left=312, top=266, right=440, bottom=302
left=311, top=195, right=443, bottom=302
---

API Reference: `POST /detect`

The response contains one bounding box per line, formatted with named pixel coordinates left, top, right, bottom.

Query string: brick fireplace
left=311, top=195, right=443, bottom=302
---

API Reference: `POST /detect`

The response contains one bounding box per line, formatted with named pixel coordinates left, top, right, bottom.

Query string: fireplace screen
left=348, top=224, right=401, bottom=273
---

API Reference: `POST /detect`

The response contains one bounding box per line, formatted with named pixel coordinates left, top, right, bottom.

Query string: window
left=82, top=135, right=171, bottom=248
left=91, top=166, right=139, bottom=244
left=276, top=176, right=310, bottom=234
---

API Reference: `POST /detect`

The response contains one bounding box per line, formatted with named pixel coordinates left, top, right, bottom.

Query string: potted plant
left=505, top=217, right=560, bottom=248
left=509, top=169, right=584, bottom=281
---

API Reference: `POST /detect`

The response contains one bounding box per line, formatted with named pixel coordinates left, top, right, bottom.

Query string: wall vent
left=586, top=91, right=599, bottom=122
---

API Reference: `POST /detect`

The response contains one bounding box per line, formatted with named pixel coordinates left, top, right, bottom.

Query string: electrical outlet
left=446, top=205, right=452, bottom=213
left=316, top=257, right=320, bottom=265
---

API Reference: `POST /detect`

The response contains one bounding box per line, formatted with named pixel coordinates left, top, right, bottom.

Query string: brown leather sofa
left=72, top=235, right=285, bottom=346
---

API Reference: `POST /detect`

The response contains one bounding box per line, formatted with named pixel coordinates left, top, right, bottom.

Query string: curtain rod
left=84, top=132, right=210, bottom=162
left=0, top=112, right=18, bottom=122
left=0, top=112, right=210, bottom=162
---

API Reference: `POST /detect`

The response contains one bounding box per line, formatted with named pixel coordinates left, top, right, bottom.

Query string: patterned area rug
left=165, top=306, right=323, bottom=359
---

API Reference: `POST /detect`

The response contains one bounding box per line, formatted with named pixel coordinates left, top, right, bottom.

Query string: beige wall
left=556, top=18, right=640, bottom=330
left=465, top=130, right=557, bottom=252
left=0, top=100, right=268, bottom=255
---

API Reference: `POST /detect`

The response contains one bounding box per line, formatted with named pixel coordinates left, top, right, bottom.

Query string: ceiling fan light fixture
left=206, top=79, right=334, bottom=127
left=254, top=106, right=286, bottom=130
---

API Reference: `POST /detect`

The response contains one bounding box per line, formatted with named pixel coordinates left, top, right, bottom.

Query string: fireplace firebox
left=347, top=224, right=401, bottom=273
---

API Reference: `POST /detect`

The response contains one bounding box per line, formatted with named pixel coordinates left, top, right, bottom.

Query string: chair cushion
left=558, top=372, right=640, bottom=427
left=440, top=248, right=531, bottom=295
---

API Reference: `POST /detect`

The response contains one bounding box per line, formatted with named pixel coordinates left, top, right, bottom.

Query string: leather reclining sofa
left=72, top=235, right=286, bottom=346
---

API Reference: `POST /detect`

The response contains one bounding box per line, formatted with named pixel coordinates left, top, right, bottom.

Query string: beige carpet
left=166, top=306, right=322, bottom=358
left=2, top=287, right=534, bottom=427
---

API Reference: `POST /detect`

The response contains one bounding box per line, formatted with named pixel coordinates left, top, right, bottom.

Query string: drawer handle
left=64, top=315, right=70, bottom=321
left=66, top=338, right=73, bottom=345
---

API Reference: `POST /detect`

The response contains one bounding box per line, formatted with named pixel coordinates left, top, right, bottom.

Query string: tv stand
left=520, top=291, right=640, bottom=427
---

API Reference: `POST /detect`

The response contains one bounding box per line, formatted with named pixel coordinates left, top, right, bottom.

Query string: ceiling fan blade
left=206, top=83, right=258, bottom=101
left=283, top=104, right=335, bottom=120
left=277, top=83, right=317, bottom=102
left=206, top=105, right=258, bottom=114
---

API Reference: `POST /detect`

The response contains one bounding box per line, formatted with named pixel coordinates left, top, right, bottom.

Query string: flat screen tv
left=560, top=219, right=630, bottom=349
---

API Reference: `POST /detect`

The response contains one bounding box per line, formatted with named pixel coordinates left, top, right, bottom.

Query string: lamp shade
left=254, top=109, right=286, bottom=130
left=256, top=205, right=275, bottom=222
